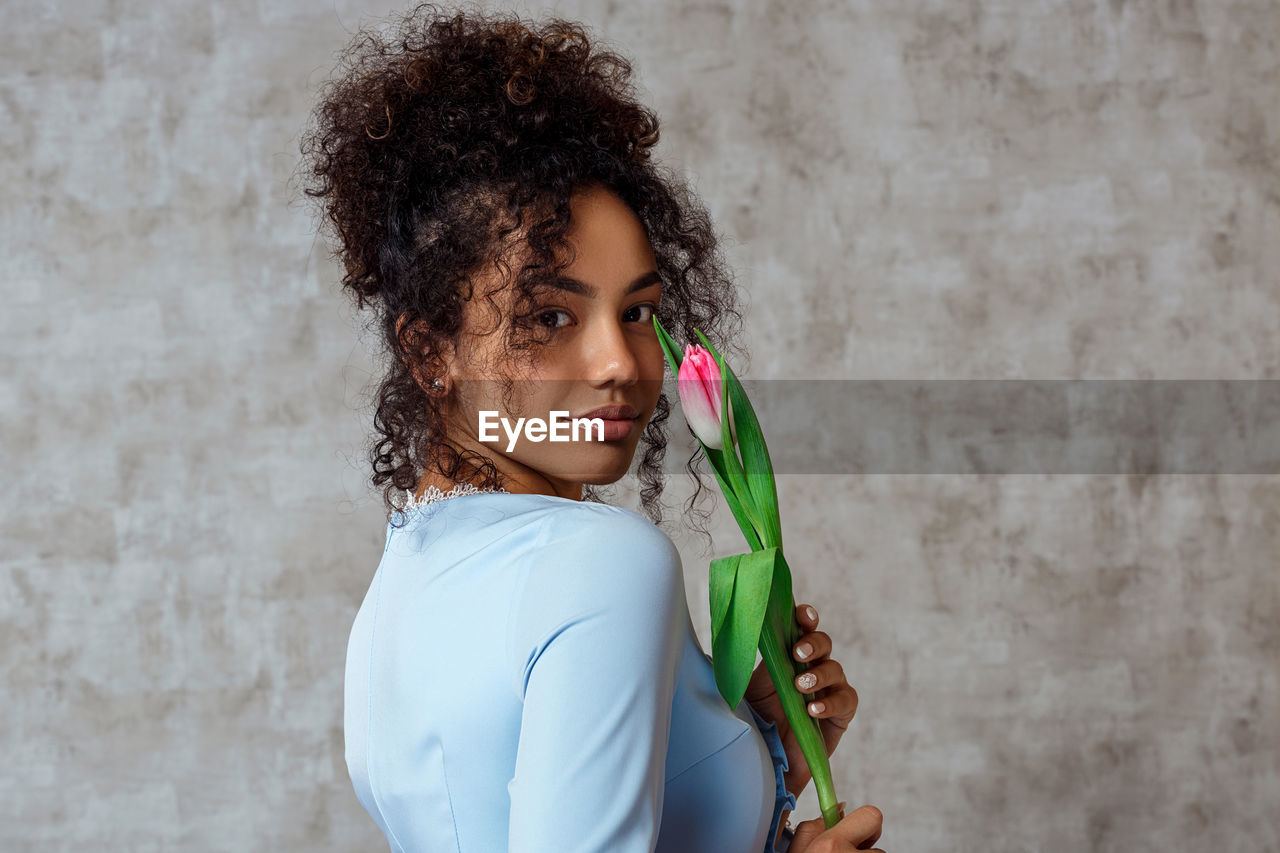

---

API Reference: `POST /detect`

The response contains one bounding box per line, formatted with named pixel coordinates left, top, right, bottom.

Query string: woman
left=297, top=5, right=884, bottom=851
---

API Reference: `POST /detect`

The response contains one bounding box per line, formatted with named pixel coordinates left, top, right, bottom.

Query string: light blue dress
left=344, top=491, right=797, bottom=852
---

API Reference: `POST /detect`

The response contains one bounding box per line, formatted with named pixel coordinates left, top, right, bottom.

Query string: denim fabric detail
left=745, top=702, right=798, bottom=853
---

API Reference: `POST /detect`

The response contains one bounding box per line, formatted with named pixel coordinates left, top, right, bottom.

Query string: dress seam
left=440, top=744, right=462, bottom=852
left=505, top=516, right=556, bottom=702
left=663, top=722, right=753, bottom=785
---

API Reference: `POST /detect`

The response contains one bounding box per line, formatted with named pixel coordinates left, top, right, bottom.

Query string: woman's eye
left=626, top=304, right=656, bottom=323
left=536, top=309, right=572, bottom=329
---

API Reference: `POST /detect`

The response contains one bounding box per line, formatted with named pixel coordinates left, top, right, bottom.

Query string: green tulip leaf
left=710, top=346, right=762, bottom=534
left=709, top=553, right=738, bottom=644
left=709, top=547, right=778, bottom=710
left=721, top=357, right=782, bottom=550
left=703, top=448, right=764, bottom=551
left=652, top=315, right=684, bottom=375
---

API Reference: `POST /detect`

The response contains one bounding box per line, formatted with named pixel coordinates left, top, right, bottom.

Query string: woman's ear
left=395, top=313, right=454, bottom=397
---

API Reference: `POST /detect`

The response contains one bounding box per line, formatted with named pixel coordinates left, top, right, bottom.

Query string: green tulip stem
left=761, top=552, right=842, bottom=830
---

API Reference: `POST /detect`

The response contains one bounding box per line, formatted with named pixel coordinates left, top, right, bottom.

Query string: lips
left=570, top=404, right=641, bottom=442
left=574, top=403, right=640, bottom=421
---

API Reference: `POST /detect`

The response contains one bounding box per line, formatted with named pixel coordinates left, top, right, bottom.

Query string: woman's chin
left=561, top=447, right=640, bottom=486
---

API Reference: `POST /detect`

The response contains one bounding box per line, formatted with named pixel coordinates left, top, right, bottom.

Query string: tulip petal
left=677, top=344, right=726, bottom=450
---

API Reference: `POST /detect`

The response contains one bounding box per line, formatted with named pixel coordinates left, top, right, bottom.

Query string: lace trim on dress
left=401, top=482, right=510, bottom=513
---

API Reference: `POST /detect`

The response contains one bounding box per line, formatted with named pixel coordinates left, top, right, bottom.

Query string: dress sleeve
left=505, top=507, right=686, bottom=852
left=745, top=702, right=799, bottom=853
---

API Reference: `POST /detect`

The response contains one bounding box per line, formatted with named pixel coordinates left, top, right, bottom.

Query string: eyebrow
left=547, top=270, right=664, bottom=298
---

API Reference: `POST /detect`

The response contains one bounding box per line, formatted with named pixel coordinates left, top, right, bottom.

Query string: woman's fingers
left=792, top=659, right=846, bottom=695
left=790, top=804, right=884, bottom=852
left=850, top=805, right=883, bottom=849
left=793, top=629, right=831, bottom=662
left=806, top=683, right=858, bottom=726
left=792, top=604, right=832, bottom=663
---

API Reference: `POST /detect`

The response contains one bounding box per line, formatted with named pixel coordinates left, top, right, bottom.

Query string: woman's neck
left=413, top=459, right=582, bottom=503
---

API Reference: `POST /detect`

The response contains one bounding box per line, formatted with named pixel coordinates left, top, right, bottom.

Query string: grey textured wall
left=4, top=0, right=1276, bottom=850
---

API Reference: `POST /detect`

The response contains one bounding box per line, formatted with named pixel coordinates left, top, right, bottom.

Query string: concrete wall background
left=3, top=0, right=1276, bottom=850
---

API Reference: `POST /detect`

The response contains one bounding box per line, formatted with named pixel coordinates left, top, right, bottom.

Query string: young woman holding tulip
left=299, top=5, right=883, bottom=851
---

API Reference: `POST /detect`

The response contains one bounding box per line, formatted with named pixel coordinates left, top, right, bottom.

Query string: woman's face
left=438, top=184, right=667, bottom=500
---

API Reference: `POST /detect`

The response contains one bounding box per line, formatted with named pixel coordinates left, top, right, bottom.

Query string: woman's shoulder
left=507, top=499, right=684, bottom=604
left=504, top=499, right=691, bottom=696
left=507, top=499, right=687, bottom=688
left=405, top=491, right=683, bottom=592
left=535, top=500, right=678, bottom=561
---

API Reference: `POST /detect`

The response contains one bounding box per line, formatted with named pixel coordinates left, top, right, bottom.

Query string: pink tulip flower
left=678, top=344, right=736, bottom=450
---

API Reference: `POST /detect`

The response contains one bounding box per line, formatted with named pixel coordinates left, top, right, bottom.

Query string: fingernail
left=809, top=701, right=825, bottom=714
left=805, top=606, right=817, bottom=621
left=796, top=672, right=817, bottom=690
left=795, top=642, right=813, bottom=660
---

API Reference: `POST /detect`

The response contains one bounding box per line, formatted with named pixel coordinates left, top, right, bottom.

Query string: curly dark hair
left=293, top=2, right=748, bottom=545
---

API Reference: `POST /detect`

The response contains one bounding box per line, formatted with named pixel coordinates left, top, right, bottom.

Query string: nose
left=583, top=317, right=639, bottom=388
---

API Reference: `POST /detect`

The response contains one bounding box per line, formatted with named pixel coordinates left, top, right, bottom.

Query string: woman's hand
left=743, top=602, right=858, bottom=800
left=791, top=804, right=885, bottom=852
